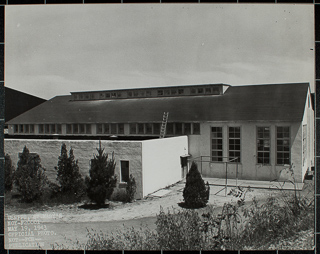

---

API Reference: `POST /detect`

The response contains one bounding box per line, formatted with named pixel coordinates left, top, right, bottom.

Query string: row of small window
left=129, top=122, right=200, bottom=135
left=74, top=87, right=220, bottom=100
left=211, top=126, right=290, bottom=165
left=13, top=124, right=62, bottom=134
left=14, top=124, right=35, bottom=134
left=96, top=123, right=124, bottom=135
left=66, top=124, right=92, bottom=134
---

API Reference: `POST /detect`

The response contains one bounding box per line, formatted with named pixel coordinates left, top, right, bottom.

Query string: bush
left=85, top=142, right=117, bottom=205
left=5, top=154, right=14, bottom=192
left=14, top=146, right=48, bottom=202
left=183, top=162, right=210, bottom=208
left=55, top=143, right=86, bottom=200
left=126, top=174, right=136, bottom=202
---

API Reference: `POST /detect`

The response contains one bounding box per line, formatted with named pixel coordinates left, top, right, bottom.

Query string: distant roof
left=5, top=87, right=46, bottom=122
left=6, top=83, right=310, bottom=124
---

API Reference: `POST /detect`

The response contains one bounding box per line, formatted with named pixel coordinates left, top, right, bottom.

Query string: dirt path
left=4, top=182, right=288, bottom=250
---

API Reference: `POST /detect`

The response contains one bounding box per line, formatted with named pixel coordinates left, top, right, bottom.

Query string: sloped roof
left=6, top=83, right=309, bottom=124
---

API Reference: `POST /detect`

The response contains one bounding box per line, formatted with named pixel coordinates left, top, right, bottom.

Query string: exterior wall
left=188, top=121, right=304, bottom=182
left=301, top=87, right=315, bottom=180
left=4, top=139, right=144, bottom=199
left=141, top=136, right=188, bottom=197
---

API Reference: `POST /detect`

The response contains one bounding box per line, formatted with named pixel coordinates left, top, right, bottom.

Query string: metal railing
left=189, top=155, right=239, bottom=196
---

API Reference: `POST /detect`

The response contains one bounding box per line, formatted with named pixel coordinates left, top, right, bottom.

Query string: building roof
left=5, top=87, right=46, bottom=122
left=6, top=83, right=310, bottom=124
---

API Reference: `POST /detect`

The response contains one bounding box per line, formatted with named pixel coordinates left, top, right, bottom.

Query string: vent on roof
left=71, top=84, right=230, bottom=101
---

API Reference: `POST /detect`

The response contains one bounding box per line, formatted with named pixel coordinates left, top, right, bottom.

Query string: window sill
left=119, top=182, right=127, bottom=188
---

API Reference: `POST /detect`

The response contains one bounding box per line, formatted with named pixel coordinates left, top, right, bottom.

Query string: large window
left=86, top=124, right=92, bottom=134
left=104, top=124, right=110, bottom=134
left=130, top=123, right=137, bottom=134
left=96, top=124, right=103, bottom=134
left=110, top=124, right=117, bottom=134
left=211, top=127, right=223, bottom=162
left=66, top=124, right=72, bottom=134
left=276, top=126, right=290, bottom=165
left=120, top=161, right=129, bottom=183
left=193, top=123, right=200, bottom=135
left=228, top=127, right=241, bottom=162
left=257, top=127, right=270, bottom=164
left=118, top=124, right=124, bottom=134
left=39, top=124, right=44, bottom=134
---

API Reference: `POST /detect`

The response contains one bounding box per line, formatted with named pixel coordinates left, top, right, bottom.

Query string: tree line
left=5, top=142, right=136, bottom=205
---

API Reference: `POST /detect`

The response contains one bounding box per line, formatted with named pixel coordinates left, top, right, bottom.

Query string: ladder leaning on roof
left=159, top=112, right=169, bottom=138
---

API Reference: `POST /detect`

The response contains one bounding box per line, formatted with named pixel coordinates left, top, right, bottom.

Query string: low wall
left=5, top=139, right=144, bottom=199
left=141, top=136, right=188, bottom=197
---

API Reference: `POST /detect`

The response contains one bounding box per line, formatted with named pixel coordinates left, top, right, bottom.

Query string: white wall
left=141, top=136, right=188, bottom=197
left=301, top=86, right=315, bottom=181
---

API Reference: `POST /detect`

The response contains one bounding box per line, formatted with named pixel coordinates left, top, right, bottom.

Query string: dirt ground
left=4, top=180, right=313, bottom=250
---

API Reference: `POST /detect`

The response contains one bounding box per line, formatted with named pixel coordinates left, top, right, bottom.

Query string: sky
left=5, top=4, right=315, bottom=99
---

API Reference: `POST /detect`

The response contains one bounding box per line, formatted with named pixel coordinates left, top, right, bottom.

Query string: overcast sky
left=5, top=4, right=314, bottom=99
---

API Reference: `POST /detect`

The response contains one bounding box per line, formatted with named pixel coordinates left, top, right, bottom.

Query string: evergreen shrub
left=55, top=143, right=85, bottom=200
left=183, top=161, right=210, bottom=208
left=126, top=174, right=136, bottom=202
left=85, top=143, right=117, bottom=205
left=5, top=154, right=14, bottom=192
left=14, top=146, right=48, bottom=202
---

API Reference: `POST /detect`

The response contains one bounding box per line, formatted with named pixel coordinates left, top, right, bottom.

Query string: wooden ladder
left=159, top=112, right=169, bottom=138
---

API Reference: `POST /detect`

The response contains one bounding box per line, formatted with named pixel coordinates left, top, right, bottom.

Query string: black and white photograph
left=3, top=3, right=315, bottom=251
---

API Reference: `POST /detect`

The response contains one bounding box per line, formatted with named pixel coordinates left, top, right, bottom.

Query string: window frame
left=211, top=126, right=223, bottom=162
left=120, top=160, right=130, bottom=183
left=276, top=126, right=291, bottom=165
left=228, top=126, right=241, bottom=163
left=256, top=126, right=271, bottom=165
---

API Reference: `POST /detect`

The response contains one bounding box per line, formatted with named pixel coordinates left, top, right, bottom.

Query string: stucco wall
left=4, top=139, right=144, bottom=199
left=141, top=136, right=188, bottom=197
left=188, top=121, right=304, bottom=183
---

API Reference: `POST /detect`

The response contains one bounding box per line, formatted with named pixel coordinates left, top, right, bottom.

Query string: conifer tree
left=85, top=142, right=117, bottom=205
left=5, top=154, right=14, bottom=192
left=14, top=146, right=47, bottom=202
left=55, top=143, right=85, bottom=199
left=183, top=161, right=210, bottom=208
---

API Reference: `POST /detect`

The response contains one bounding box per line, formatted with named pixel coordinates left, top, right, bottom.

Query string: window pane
left=146, top=123, right=152, bottom=134
left=211, top=127, right=223, bottom=162
left=276, top=126, right=290, bottom=165
left=73, top=124, right=78, bottom=134
left=118, top=124, right=124, bottom=134
left=45, top=124, right=50, bottom=134
left=193, top=123, right=200, bottom=135
left=104, top=124, right=110, bottom=134
left=121, top=161, right=129, bottom=183
left=153, top=123, right=160, bottom=134
left=184, top=123, right=191, bottom=135
left=79, top=124, right=85, bottom=134
left=57, top=124, right=62, bottom=134
left=138, top=123, right=144, bottom=134
left=24, top=124, right=29, bottom=133
left=257, top=127, right=270, bottom=164
left=30, top=124, right=34, bottom=133
left=51, top=124, right=56, bottom=134
left=111, top=124, right=117, bottom=134
left=166, top=123, right=174, bottom=135
left=178, top=89, right=184, bottom=95
left=130, top=123, right=137, bottom=134
left=86, top=124, right=91, bottom=134
left=229, top=127, right=241, bottom=162
left=175, top=123, right=182, bottom=135
left=96, top=124, right=103, bottom=134
left=66, top=124, right=72, bottom=134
